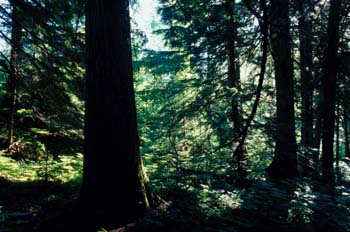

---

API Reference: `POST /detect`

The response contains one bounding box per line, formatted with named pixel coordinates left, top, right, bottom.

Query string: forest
left=0, top=0, right=349, bottom=231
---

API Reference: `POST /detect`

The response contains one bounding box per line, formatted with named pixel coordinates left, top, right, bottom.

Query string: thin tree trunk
left=7, top=0, right=22, bottom=147
left=314, top=95, right=323, bottom=158
left=344, top=108, right=350, bottom=158
left=335, top=102, right=341, bottom=182
left=230, top=0, right=268, bottom=179
left=267, top=0, right=298, bottom=177
left=225, top=0, right=244, bottom=175
left=320, top=0, right=342, bottom=183
left=336, top=103, right=340, bottom=168
left=80, top=0, right=150, bottom=229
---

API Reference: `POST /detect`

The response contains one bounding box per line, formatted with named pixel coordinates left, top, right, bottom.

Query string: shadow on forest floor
left=0, top=178, right=80, bottom=232
left=128, top=178, right=350, bottom=232
left=1, top=161, right=350, bottom=232
left=122, top=162, right=350, bottom=232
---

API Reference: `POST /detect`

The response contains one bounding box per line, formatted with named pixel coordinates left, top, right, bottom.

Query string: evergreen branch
left=207, top=0, right=269, bottom=156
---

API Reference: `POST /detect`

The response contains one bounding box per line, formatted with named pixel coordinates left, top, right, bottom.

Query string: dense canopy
left=0, top=0, right=349, bottom=231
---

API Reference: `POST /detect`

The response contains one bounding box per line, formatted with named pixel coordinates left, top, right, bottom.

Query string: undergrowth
left=0, top=130, right=349, bottom=231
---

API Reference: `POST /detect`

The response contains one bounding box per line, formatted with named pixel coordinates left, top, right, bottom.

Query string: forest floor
left=1, top=174, right=350, bottom=232
left=0, top=129, right=349, bottom=232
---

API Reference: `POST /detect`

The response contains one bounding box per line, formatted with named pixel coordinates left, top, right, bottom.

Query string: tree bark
left=313, top=95, right=323, bottom=158
left=336, top=103, right=340, bottom=168
left=297, top=0, right=314, bottom=143
left=225, top=0, right=245, bottom=175
left=80, top=0, right=149, bottom=229
left=320, top=0, right=342, bottom=183
left=297, top=0, right=316, bottom=174
left=267, top=0, right=298, bottom=177
left=344, top=108, right=350, bottom=158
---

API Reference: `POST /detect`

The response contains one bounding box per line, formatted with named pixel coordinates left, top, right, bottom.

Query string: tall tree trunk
left=7, top=0, right=22, bottom=146
left=344, top=108, right=350, bottom=158
left=80, top=0, right=150, bottom=229
left=298, top=0, right=314, bottom=147
left=320, top=0, right=342, bottom=183
left=225, top=0, right=244, bottom=175
left=297, top=0, right=315, bottom=173
left=267, top=0, right=298, bottom=177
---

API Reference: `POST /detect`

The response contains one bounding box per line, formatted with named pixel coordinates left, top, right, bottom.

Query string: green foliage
left=15, top=108, right=33, bottom=117
left=0, top=154, right=37, bottom=181
left=134, top=0, right=280, bottom=182
left=28, top=128, right=50, bottom=135
left=35, top=153, right=83, bottom=183
left=0, top=0, right=85, bottom=130
left=0, top=152, right=83, bottom=183
left=0, top=0, right=349, bottom=231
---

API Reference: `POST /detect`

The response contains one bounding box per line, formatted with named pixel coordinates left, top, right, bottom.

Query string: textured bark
left=80, top=0, right=149, bottom=229
left=267, top=0, right=298, bottom=177
left=320, top=0, right=342, bottom=182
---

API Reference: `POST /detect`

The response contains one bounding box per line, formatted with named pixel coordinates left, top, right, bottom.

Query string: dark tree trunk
left=6, top=0, right=22, bottom=146
left=298, top=0, right=314, bottom=147
left=80, top=0, right=149, bottom=229
left=313, top=95, right=323, bottom=158
left=267, top=0, right=298, bottom=177
left=320, top=0, right=342, bottom=183
left=225, top=0, right=244, bottom=175
left=297, top=0, right=316, bottom=174
left=335, top=103, right=340, bottom=168
left=344, top=108, right=350, bottom=158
